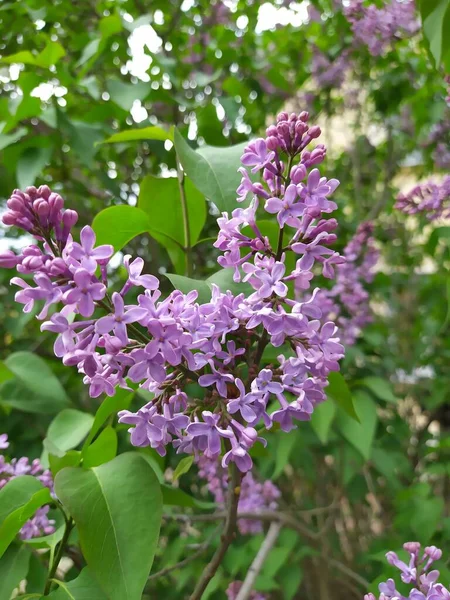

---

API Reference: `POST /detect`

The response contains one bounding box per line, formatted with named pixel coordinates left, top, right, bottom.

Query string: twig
left=165, top=509, right=319, bottom=541
left=235, top=522, right=281, bottom=600
left=329, top=558, right=370, bottom=589
left=145, top=528, right=220, bottom=588
left=188, top=463, right=242, bottom=600
left=176, top=156, right=193, bottom=277
left=43, top=517, right=74, bottom=596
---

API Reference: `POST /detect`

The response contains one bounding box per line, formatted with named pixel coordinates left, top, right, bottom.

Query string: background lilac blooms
left=0, top=434, right=55, bottom=540
left=1, top=111, right=344, bottom=474
left=365, top=543, right=450, bottom=600
left=395, top=176, right=450, bottom=220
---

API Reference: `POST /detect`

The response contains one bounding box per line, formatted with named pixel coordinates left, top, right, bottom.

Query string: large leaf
left=336, top=391, right=378, bottom=461
left=47, top=567, right=108, bottom=599
left=310, top=399, right=336, bottom=444
left=0, top=127, right=27, bottom=151
left=359, top=376, right=398, bottom=403
left=16, top=146, right=53, bottom=188
left=1, top=352, right=69, bottom=414
left=106, top=79, right=151, bottom=111
left=46, top=409, right=94, bottom=454
left=0, top=476, right=52, bottom=557
left=174, top=128, right=246, bottom=212
left=92, top=206, right=150, bottom=252
left=102, top=126, right=173, bottom=144
left=326, top=372, right=359, bottom=422
left=83, top=389, right=134, bottom=449
left=82, top=426, right=117, bottom=468
left=54, top=453, right=162, bottom=600
left=0, top=544, right=31, bottom=600
left=139, top=175, right=206, bottom=273
left=165, top=273, right=212, bottom=303
left=419, top=0, right=450, bottom=69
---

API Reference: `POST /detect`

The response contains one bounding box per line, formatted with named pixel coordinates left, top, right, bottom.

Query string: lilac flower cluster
left=0, top=434, right=55, bottom=539
left=365, top=542, right=449, bottom=600
left=1, top=111, right=344, bottom=473
left=197, top=455, right=280, bottom=535
left=226, top=582, right=267, bottom=600
left=311, top=47, right=351, bottom=89
left=395, top=176, right=450, bottom=220
left=344, top=0, right=419, bottom=56
left=311, top=222, right=379, bottom=346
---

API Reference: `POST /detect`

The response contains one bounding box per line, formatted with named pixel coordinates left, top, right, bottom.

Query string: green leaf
left=0, top=127, right=27, bottom=151
left=23, top=525, right=64, bottom=550
left=47, top=567, right=108, bottom=599
left=92, top=206, right=150, bottom=252
left=0, top=544, right=31, bottom=600
left=174, top=128, right=246, bottom=212
left=49, top=451, right=82, bottom=476
left=161, top=484, right=214, bottom=509
left=165, top=274, right=211, bottom=303
left=139, top=175, right=206, bottom=273
left=420, top=0, right=450, bottom=68
left=310, top=400, right=336, bottom=444
left=83, top=389, right=134, bottom=449
left=0, top=361, right=14, bottom=385
left=46, top=409, right=94, bottom=454
left=0, top=50, right=37, bottom=65
left=273, top=433, right=298, bottom=479
left=106, top=79, right=151, bottom=111
left=1, top=352, right=69, bottom=414
left=206, top=269, right=253, bottom=297
left=173, top=455, right=194, bottom=481
left=82, top=427, right=117, bottom=468
left=54, top=453, right=162, bottom=600
left=76, top=39, right=101, bottom=68
left=336, top=391, right=378, bottom=461
left=326, top=372, right=359, bottom=422
left=16, top=146, right=52, bottom=188
left=99, top=14, right=122, bottom=38
left=35, top=41, right=66, bottom=68
left=102, top=126, right=173, bottom=144
left=0, top=476, right=52, bottom=557
left=359, top=376, right=397, bottom=403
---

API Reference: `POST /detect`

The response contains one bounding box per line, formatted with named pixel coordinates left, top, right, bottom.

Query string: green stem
left=43, top=518, right=74, bottom=596
left=176, top=155, right=193, bottom=277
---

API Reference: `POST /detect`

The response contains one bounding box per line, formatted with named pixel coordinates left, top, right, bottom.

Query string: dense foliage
left=0, top=1, right=449, bottom=599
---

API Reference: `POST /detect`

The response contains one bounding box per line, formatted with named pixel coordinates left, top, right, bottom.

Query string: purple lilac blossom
left=0, top=434, right=55, bottom=539
left=197, top=455, right=280, bottom=535
left=1, top=111, right=345, bottom=473
left=344, top=0, right=419, bottom=56
left=395, top=176, right=450, bottom=221
left=306, top=222, right=379, bottom=346
left=365, top=542, right=449, bottom=600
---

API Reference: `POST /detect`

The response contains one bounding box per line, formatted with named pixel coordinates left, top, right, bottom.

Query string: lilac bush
left=395, top=176, right=450, bottom=220
left=344, top=0, right=419, bottom=56
left=0, top=434, right=55, bottom=539
left=1, top=111, right=344, bottom=474
left=365, top=543, right=450, bottom=600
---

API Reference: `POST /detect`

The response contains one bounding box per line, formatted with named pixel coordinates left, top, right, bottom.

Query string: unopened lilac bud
left=403, top=542, right=421, bottom=554
left=299, top=111, right=309, bottom=122
left=62, top=209, right=78, bottom=229
left=308, top=125, right=321, bottom=139
left=364, top=595, right=376, bottom=600
left=7, top=197, right=25, bottom=212
left=266, top=136, right=279, bottom=150
left=290, top=164, right=307, bottom=183
left=424, top=546, right=442, bottom=561
left=34, top=199, right=50, bottom=217
left=266, top=125, right=278, bottom=137
left=241, top=427, right=257, bottom=446
left=48, top=193, right=64, bottom=218
left=48, top=258, right=67, bottom=276
left=386, top=551, right=398, bottom=566
left=2, top=212, right=20, bottom=226
left=0, top=250, right=21, bottom=268
left=276, top=111, right=288, bottom=122
left=36, top=185, right=52, bottom=199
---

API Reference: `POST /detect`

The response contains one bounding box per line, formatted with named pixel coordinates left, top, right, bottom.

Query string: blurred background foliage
left=0, top=0, right=449, bottom=598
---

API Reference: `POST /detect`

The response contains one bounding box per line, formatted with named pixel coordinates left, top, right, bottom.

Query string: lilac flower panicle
left=395, top=177, right=450, bottom=221
left=1, top=111, right=344, bottom=472
left=344, top=0, right=419, bottom=56
left=367, top=543, right=450, bottom=600
left=0, top=434, right=55, bottom=539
